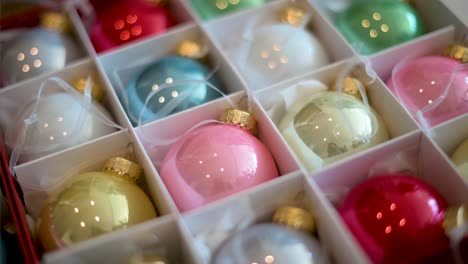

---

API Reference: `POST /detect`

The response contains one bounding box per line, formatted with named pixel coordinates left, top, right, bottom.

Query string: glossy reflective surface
left=335, top=0, right=424, bottom=54
left=387, top=56, right=468, bottom=127
left=7, top=93, right=115, bottom=162
left=279, top=92, right=389, bottom=172
left=212, top=224, right=326, bottom=264
left=452, top=138, right=468, bottom=180
left=37, top=171, right=157, bottom=251
left=235, top=24, right=329, bottom=88
left=159, top=124, right=279, bottom=212
left=192, top=0, right=265, bottom=20
left=90, top=0, right=174, bottom=52
left=1, top=28, right=81, bottom=85
left=339, top=174, right=449, bottom=264
left=126, top=56, right=223, bottom=125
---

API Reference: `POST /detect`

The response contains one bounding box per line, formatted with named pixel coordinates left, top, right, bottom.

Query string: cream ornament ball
left=233, top=24, right=329, bottom=88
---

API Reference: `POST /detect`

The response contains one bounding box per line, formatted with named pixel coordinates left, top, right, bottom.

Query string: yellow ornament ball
left=37, top=157, right=157, bottom=251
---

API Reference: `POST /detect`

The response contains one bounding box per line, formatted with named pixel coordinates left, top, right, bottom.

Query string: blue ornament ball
left=125, top=56, right=224, bottom=125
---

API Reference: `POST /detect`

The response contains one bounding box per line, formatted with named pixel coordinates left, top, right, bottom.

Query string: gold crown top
left=444, top=44, right=468, bottom=63
left=40, top=12, right=71, bottom=33
left=72, top=77, right=106, bottom=102
left=332, top=76, right=367, bottom=101
left=443, top=205, right=467, bottom=234
left=280, top=6, right=306, bottom=26
left=219, top=109, right=257, bottom=134
left=177, top=40, right=207, bottom=60
left=273, top=206, right=315, bottom=233
left=103, top=157, right=143, bottom=182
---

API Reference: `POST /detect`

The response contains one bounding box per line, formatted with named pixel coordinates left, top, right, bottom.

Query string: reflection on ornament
left=158, top=109, right=279, bottom=212
left=212, top=224, right=325, bottom=264
left=126, top=56, right=223, bottom=125
left=233, top=24, right=329, bottom=88
left=8, top=93, right=115, bottom=162
left=335, top=0, right=424, bottom=54
left=387, top=56, right=468, bottom=127
left=191, top=0, right=264, bottom=20
left=90, top=0, right=175, bottom=52
left=1, top=13, right=82, bottom=85
left=279, top=91, right=389, bottom=173
left=452, top=138, right=468, bottom=180
left=339, top=174, right=450, bottom=264
left=37, top=157, right=157, bottom=251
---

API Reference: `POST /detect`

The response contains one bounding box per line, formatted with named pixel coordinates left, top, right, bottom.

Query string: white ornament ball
left=7, top=93, right=115, bottom=162
left=233, top=24, right=329, bottom=88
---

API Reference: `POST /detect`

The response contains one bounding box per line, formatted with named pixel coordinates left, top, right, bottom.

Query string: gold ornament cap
left=72, top=77, right=106, bottom=101
left=103, top=157, right=143, bottom=182
left=280, top=6, right=306, bottom=26
left=273, top=206, right=315, bottom=233
left=129, top=254, right=168, bottom=264
left=444, top=44, right=468, bottom=63
left=332, top=76, right=367, bottom=101
left=177, top=40, right=208, bottom=60
left=220, top=109, right=257, bottom=134
left=40, top=12, right=72, bottom=33
left=443, top=205, right=468, bottom=234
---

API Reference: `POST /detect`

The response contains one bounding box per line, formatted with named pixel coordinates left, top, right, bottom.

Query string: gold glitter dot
left=229, top=0, right=239, bottom=4
left=33, top=59, right=42, bottom=68
left=17, top=53, right=25, bottom=61
left=152, top=84, right=159, bottom=91
left=381, top=24, right=389, bottom=32
left=267, top=61, right=277, bottom=69
left=260, top=50, right=270, bottom=59
left=362, top=19, right=370, bottom=28
left=370, top=29, right=378, bottom=38
left=22, top=64, right=30, bottom=72
left=30, top=47, right=38, bottom=55
left=216, top=0, right=228, bottom=9
left=373, top=12, right=381, bottom=21
left=165, top=77, right=173, bottom=84
left=171, top=91, right=178, bottom=97
left=159, top=96, right=165, bottom=103
left=280, top=56, right=288, bottom=64
left=272, top=44, right=281, bottom=52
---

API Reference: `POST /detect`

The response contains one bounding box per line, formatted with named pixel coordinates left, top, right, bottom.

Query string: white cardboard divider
left=43, top=215, right=199, bottom=264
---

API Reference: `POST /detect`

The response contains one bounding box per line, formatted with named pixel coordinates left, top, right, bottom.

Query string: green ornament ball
left=191, top=0, right=265, bottom=20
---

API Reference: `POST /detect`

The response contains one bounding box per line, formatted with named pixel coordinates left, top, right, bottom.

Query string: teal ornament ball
left=335, top=0, right=425, bottom=54
left=191, top=0, right=265, bottom=20
left=125, top=56, right=223, bottom=125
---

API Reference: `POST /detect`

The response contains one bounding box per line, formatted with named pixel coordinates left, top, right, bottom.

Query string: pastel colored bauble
left=7, top=93, right=115, bottom=162
left=335, top=0, right=425, bottom=54
left=159, top=124, right=279, bottom=212
left=232, top=24, right=329, bottom=88
left=37, top=157, right=157, bottom=251
left=339, top=174, right=450, bottom=264
left=387, top=56, right=468, bottom=127
left=279, top=91, right=389, bottom=173
left=452, top=138, right=468, bottom=180
left=90, top=0, right=175, bottom=52
left=212, top=224, right=326, bottom=264
left=1, top=28, right=82, bottom=85
left=125, top=56, right=223, bottom=125
left=191, top=0, right=264, bottom=20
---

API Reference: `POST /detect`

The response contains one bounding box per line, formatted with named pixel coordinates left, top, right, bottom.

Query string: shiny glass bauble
left=191, top=0, right=265, bottom=20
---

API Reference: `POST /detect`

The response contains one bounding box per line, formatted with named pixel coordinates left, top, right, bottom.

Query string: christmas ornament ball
left=192, top=0, right=265, bottom=20
left=339, top=174, right=449, bottom=264
left=126, top=56, right=223, bottom=125
left=37, top=157, right=157, bottom=251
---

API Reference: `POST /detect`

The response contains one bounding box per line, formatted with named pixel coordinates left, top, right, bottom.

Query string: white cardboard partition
left=0, top=0, right=468, bottom=263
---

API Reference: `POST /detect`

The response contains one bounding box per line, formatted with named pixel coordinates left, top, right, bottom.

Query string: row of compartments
left=1, top=0, right=466, bottom=90
left=13, top=114, right=467, bottom=263
left=0, top=20, right=466, bottom=169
